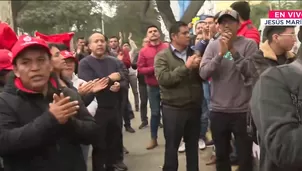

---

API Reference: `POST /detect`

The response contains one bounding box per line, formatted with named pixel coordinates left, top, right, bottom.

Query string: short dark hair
left=146, top=25, right=159, bottom=32
left=109, top=36, right=118, bottom=40
left=77, top=37, right=84, bottom=40
left=123, top=42, right=130, bottom=46
left=230, top=1, right=250, bottom=21
left=48, top=43, right=69, bottom=51
left=169, top=21, right=188, bottom=41
left=56, top=44, right=69, bottom=51
left=214, top=11, right=221, bottom=21
left=84, top=40, right=89, bottom=46
left=264, top=26, right=295, bottom=43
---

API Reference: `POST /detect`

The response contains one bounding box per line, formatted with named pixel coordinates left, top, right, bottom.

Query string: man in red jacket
left=109, top=36, right=131, bottom=68
left=231, top=1, right=260, bottom=45
left=138, top=25, right=168, bottom=150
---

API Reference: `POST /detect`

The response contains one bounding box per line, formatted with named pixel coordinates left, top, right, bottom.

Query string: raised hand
left=49, top=93, right=79, bottom=124
left=185, top=54, right=200, bottom=69
left=78, top=81, right=94, bottom=96
left=219, top=37, right=228, bottom=57
left=92, top=77, right=109, bottom=93
left=110, top=82, right=120, bottom=92
left=128, top=32, right=132, bottom=40
left=218, top=31, right=233, bottom=57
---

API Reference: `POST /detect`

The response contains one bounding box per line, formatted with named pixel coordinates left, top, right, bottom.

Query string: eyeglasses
left=279, top=33, right=296, bottom=38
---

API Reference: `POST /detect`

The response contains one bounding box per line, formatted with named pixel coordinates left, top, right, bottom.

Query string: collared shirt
left=170, top=44, right=187, bottom=62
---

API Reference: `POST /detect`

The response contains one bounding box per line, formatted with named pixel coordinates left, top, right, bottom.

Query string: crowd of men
left=0, top=1, right=301, bottom=171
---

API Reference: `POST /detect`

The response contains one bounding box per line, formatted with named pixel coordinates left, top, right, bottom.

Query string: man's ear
left=171, top=33, right=176, bottom=40
left=13, top=66, right=20, bottom=77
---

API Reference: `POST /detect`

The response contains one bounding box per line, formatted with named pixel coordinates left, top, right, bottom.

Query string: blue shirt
left=170, top=44, right=187, bottom=62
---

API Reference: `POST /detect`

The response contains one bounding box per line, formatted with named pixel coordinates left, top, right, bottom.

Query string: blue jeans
left=200, top=81, right=210, bottom=139
left=147, top=85, right=161, bottom=139
left=203, top=81, right=210, bottom=105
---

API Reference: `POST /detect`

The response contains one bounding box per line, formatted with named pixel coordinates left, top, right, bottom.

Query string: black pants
left=139, top=83, right=148, bottom=123
left=162, top=105, right=201, bottom=171
left=120, top=88, right=132, bottom=127
left=210, top=112, right=253, bottom=171
left=92, top=107, right=122, bottom=171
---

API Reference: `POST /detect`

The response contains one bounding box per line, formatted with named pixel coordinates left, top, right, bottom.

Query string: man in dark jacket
left=251, top=26, right=297, bottom=84
left=0, top=49, right=13, bottom=171
left=0, top=35, right=98, bottom=171
left=78, top=33, right=128, bottom=171
left=250, top=26, right=301, bottom=171
left=155, top=21, right=203, bottom=171
left=251, top=38, right=302, bottom=171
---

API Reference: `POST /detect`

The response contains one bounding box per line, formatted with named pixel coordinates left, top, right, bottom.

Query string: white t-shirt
left=71, top=73, right=98, bottom=116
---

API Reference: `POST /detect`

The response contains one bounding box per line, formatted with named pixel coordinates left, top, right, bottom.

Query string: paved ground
left=87, top=93, right=239, bottom=171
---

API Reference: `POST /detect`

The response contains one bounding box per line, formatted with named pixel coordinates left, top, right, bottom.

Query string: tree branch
left=156, top=0, right=176, bottom=30
left=180, top=0, right=205, bottom=24
left=11, top=1, right=28, bottom=30
left=139, top=0, right=160, bottom=28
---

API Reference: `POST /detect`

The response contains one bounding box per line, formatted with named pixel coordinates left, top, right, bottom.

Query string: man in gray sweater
left=199, top=9, right=258, bottom=171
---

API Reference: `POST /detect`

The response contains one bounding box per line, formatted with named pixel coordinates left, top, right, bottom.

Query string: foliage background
left=12, top=0, right=302, bottom=47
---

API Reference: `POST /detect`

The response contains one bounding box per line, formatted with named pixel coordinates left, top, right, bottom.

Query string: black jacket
left=0, top=73, right=98, bottom=171
left=251, top=59, right=302, bottom=171
left=132, top=52, right=146, bottom=86
left=250, top=40, right=296, bottom=85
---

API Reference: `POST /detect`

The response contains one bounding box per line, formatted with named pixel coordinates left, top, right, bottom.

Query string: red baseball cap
left=0, top=49, right=13, bottom=71
left=11, top=35, right=51, bottom=63
left=0, top=22, right=18, bottom=51
left=60, top=50, right=77, bottom=62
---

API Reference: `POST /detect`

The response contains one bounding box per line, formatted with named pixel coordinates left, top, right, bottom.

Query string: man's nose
left=31, top=62, right=40, bottom=71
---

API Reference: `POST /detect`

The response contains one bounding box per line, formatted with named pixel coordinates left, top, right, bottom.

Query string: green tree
left=250, top=1, right=270, bottom=28
left=103, top=1, right=159, bottom=44
left=16, top=1, right=98, bottom=36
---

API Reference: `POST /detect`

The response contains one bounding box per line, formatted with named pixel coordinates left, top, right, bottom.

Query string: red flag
left=0, top=22, right=18, bottom=50
left=35, top=31, right=75, bottom=49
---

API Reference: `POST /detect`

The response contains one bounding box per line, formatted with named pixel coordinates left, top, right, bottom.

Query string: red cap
left=60, top=50, right=77, bottom=61
left=0, top=49, right=13, bottom=71
left=11, top=35, right=51, bottom=63
left=0, top=22, right=18, bottom=50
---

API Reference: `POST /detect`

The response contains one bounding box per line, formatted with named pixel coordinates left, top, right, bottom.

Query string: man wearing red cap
left=60, top=50, right=98, bottom=164
left=0, top=22, right=18, bottom=50
left=0, top=35, right=99, bottom=171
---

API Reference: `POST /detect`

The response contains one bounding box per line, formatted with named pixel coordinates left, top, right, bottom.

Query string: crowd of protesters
left=0, top=1, right=302, bottom=171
